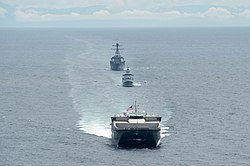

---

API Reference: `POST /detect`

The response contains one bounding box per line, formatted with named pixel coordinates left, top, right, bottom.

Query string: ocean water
left=0, top=28, right=250, bottom=166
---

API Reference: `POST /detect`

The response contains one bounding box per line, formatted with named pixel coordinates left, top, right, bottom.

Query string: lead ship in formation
left=111, top=102, right=162, bottom=148
left=110, top=42, right=125, bottom=71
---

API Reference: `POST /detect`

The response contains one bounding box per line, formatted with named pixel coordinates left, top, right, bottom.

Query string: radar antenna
left=111, top=41, right=124, bottom=56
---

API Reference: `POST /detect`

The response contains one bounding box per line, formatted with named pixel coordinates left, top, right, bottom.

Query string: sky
left=0, top=0, right=250, bottom=27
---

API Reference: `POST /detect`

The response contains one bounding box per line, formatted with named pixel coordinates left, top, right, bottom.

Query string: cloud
left=239, top=9, right=250, bottom=18
left=163, top=11, right=183, bottom=18
left=203, top=7, right=233, bottom=19
left=15, top=10, right=80, bottom=21
left=14, top=9, right=109, bottom=21
left=3, top=0, right=250, bottom=11
left=14, top=7, right=237, bottom=22
left=14, top=9, right=179, bottom=21
left=118, top=10, right=155, bottom=18
left=92, top=10, right=110, bottom=16
left=71, top=12, right=81, bottom=17
left=1, top=0, right=105, bottom=9
left=0, top=7, right=7, bottom=16
left=2, top=0, right=250, bottom=27
left=0, top=0, right=246, bottom=20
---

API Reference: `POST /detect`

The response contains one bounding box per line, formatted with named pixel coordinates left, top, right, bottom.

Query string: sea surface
left=0, top=28, right=250, bottom=166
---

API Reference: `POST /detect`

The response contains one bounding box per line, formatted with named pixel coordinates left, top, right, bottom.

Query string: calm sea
left=0, top=28, right=250, bottom=166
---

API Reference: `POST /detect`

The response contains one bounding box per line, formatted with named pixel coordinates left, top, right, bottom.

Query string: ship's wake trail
left=65, top=39, right=126, bottom=139
left=77, top=117, right=111, bottom=138
left=133, top=82, right=142, bottom=87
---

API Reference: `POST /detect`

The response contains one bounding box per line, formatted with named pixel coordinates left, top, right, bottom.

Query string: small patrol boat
left=111, top=102, right=162, bottom=148
left=110, top=42, right=125, bottom=71
left=122, top=67, right=134, bottom=87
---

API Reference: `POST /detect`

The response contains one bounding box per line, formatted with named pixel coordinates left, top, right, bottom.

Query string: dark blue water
left=0, top=28, right=250, bottom=166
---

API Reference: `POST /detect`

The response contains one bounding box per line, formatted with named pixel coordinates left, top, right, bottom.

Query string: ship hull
left=110, top=61, right=125, bottom=71
left=112, top=129, right=161, bottom=148
left=122, top=81, right=133, bottom=87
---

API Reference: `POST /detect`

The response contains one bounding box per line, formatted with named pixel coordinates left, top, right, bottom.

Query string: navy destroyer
left=110, top=42, right=125, bottom=71
left=111, top=102, right=162, bottom=148
left=122, top=67, right=134, bottom=87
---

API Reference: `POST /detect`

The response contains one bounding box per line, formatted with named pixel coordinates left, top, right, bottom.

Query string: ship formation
left=109, top=42, right=162, bottom=148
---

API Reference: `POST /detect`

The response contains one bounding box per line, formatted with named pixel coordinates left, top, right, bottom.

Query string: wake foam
left=65, top=39, right=122, bottom=139
left=133, top=82, right=142, bottom=87
left=77, top=118, right=111, bottom=138
left=161, top=126, right=170, bottom=138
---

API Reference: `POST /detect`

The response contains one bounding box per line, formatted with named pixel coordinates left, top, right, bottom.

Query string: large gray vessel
left=111, top=102, right=162, bottom=148
left=110, top=42, right=125, bottom=71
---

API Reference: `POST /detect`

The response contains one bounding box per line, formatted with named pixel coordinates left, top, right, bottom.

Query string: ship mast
left=135, top=101, right=137, bottom=114
left=112, top=42, right=124, bottom=57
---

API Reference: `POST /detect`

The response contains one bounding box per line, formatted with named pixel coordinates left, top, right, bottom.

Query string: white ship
left=122, top=67, right=134, bottom=87
left=111, top=102, right=162, bottom=148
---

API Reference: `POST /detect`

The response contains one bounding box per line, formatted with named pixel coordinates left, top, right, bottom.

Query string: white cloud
left=118, top=10, right=155, bottom=18
left=71, top=12, right=81, bottom=17
left=14, top=7, right=237, bottom=22
left=15, top=10, right=110, bottom=22
left=2, top=0, right=250, bottom=27
left=203, top=7, right=233, bottom=19
left=163, top=11, right=182, bottom=18
left=0, top=0, right=247, bottom=21
left=15, top=10, right=82, bottom=22
left=14, top=9, right=186, bottom=21
left=2, top=0, right=250, bottom=11
left=92, top=10, right=110, bottom=17
left=0, top=7, right=7, bottom=16
left=239, top=9, right=250, bottom=18
left=2, top=0, right=106, bottom=9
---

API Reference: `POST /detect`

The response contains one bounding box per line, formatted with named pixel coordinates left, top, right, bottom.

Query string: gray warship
left=111, top=102, right=162, bottom=148
left=110, top=42, right=125, bottom=71
left=122, top=67, right=134, bottom=87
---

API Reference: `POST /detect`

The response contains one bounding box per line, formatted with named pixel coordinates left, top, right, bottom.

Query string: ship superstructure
left=122, top=67, right=134, bottom=87
left=111, top=102, right=161, bottom=148
left=110, top=42, right=125, bottom=71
